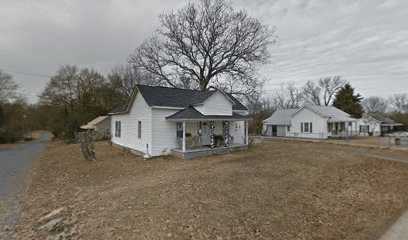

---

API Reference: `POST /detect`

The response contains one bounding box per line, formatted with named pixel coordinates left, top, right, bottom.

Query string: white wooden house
left=358, top=113, right=403, bottom=136
left=109, top=85, right=249, bottom=159
left=263, top=105, right=358, bottom=139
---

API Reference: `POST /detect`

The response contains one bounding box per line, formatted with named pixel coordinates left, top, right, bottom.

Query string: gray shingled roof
left=303, top=105, right=352, bottom=120
left=263, top=109, right=297, bottom=125
left=368, top=112, right=400, bottom=125
left=110, top=85, right=247, bottom=115
left=166, top=106, right=250, bottom=121
left=264, top=105, right=356, bottom=125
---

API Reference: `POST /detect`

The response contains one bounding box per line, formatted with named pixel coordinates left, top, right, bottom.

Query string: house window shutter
left=138, top=121, right=142, bottom=139
left=301, top=123, right=303, bottom=133
left=310, top=122, right=313, bottom=133
left=118, top=121, right=121, bottom=137
left=115, top=121, right=121, bottom=138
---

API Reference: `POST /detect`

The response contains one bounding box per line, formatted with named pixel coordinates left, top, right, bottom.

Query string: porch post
left=223, top=121, right=230, bottom=147
left=182, top=121, right=186, bottom=152
left=210, top=120, right=215, bottom=149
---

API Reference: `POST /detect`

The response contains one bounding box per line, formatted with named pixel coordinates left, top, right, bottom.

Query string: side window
left=304, top=122, right=309, bottom=133
left=115, top=121, right=121, bottom=138
left=138, top=121, right=142, bottom=139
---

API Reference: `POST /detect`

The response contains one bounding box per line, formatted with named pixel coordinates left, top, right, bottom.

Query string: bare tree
left=0, top=70, right=19, bottom=103
left=107, top=65, right=152, bottom=99
left=302, top=81, right=321, bottom=105
left=40, top=65, right=79, bottom=109
left=389, top=93, right=408, bottom=113
left=129, top=0, right=276, bottom=101
left=362, top=96, right=388, bottom=113
left=270, top=82, right=304, bottom=109
left=319, top=76, right=347, bottom=106
left=302, top=76, right=346, bottom=106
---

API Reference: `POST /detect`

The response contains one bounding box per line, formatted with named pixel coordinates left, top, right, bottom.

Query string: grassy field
left=15, top=140, right=408, bottom=240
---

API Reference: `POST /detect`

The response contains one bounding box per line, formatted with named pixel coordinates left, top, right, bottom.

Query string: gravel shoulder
left=14, top=140, right=408, bottom=240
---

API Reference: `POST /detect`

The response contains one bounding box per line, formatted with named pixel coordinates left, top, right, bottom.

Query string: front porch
left=171, top=120, right=249, bottom=159
left=327, top=120, right=358, bottom=138
left=165, top=106, right=250, bottom=159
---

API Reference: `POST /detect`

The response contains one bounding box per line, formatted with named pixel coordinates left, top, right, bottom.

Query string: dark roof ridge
left=135, top=84, right=215, bottom=93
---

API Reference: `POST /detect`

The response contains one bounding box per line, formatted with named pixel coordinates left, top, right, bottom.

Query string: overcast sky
left=1, top=0, right=407, bottom=103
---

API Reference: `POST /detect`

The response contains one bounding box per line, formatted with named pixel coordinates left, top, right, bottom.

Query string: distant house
left=263, top=104, right=358, bottom=139
left=358, top=113, right=403, bottom=136
left=108, top=85, right=250, bottom=159
left=80, top=116, right=111, bottom=139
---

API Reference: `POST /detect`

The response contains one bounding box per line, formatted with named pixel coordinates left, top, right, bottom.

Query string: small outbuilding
left=80, top=116, right=111, bottom=139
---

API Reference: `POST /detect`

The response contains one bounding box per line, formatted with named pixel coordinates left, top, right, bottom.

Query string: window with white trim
left=301, top=122, right=313, bottom=133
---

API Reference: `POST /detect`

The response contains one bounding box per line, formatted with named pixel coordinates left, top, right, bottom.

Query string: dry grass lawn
left=15, top=140, right=408, bottom=240
left=329, top=136, right=408, bottom=150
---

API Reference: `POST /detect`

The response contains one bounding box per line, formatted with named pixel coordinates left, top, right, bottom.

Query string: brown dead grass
left=329, top=136, right=408, bottom=151
left=15, top=140, right=408, bottom=240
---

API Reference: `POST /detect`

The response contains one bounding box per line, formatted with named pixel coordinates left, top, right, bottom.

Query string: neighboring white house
left=109, top=85, right=250, bottom=159
left=358, top=113, right=403, bottom=136
left=263, top=105, right=358, bottom=139
left=80, top=115, right=111, bottom=139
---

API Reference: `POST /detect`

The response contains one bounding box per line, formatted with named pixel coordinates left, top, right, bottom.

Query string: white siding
left=111, top=93, right=152, bottom=155
left=231, top=121, right=246, bottom=144
left=288, top=108, right=329, bottom=139
left=151, top=108, right=179, bottom=156
left=195, top=91, right=233, bottom=116
left=357, top=118, right=381, bottom=136
left=95, top=118, right=111, bottom=138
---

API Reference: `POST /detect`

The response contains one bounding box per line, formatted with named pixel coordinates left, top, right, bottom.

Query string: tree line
left=0, top=66, right=148, bottom=142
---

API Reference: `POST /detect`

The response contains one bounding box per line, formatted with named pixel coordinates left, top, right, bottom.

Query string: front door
left=200, top=122, right=211, bottom=146
left=272, top=125, right=277, bottom=137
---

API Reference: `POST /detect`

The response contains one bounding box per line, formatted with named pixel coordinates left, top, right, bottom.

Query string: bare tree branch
left=362, top=96, right=388, bottom=113
left=129, top=0, right=276, bottom=100
left=389, top=93, right=408, bottom=113
left=302, top=76, right=346, bottom=106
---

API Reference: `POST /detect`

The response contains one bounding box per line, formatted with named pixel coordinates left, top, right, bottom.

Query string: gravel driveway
left=0, top=132, right=50, bottom=238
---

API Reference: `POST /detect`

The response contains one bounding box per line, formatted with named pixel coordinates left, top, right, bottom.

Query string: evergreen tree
left=333, top=84, right=363, bottom=118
